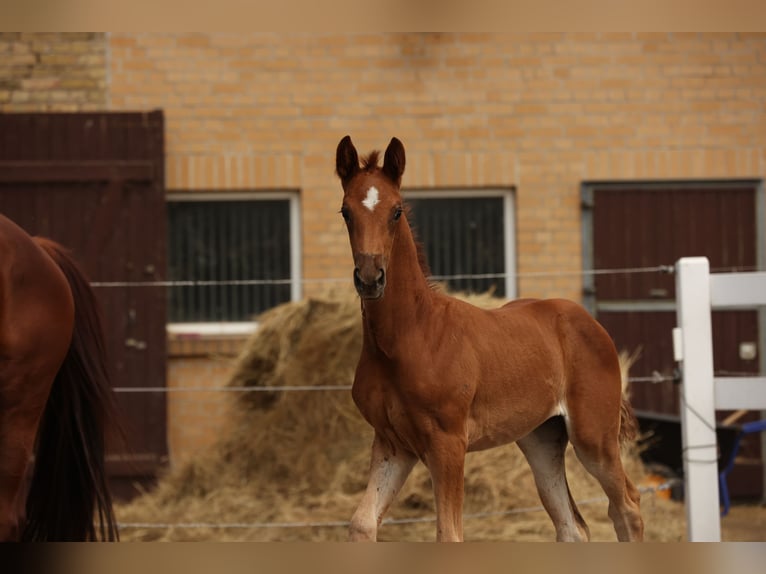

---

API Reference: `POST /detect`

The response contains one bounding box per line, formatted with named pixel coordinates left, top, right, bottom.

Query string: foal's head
left=336, top=135, right=406, bottom=300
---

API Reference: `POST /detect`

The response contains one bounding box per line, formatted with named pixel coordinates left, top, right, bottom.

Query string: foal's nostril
left=354, top=267, right=385, bottom=286
left=353, top=263, right=385, bottom=298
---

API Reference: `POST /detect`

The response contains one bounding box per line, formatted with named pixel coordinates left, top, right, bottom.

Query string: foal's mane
left=361, top=150, right=381, bottom=172
left=361, top=150, right=432, bottom=281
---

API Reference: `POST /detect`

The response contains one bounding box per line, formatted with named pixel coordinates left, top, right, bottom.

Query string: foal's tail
left=22, top=238, right=119, bottom=541
left=617, top=349, right=640, bottom=446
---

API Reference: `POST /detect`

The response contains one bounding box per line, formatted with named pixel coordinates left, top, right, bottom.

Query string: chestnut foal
left=336, top=136, right=643, bottom=542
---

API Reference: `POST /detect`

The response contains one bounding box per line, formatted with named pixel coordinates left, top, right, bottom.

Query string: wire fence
left=91, top=264, right=680, bottom=289
left=89, top=263, right=766, bottom=289
left=116, top=370, right=766, bottom=395
left=116, top=479, right=679, bottom=532
left=97, top=263, right=747, bottom=535
left=104, top=262, right=764, bottom=396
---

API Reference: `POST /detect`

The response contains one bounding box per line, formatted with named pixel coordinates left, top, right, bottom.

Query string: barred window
left=167, top=192, right=301, bottom=328
left=404, top=190, right=516, bottom=299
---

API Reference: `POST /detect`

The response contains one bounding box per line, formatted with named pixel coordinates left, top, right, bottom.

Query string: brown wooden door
left=0, top=111, right=167, bottom=499
left=584, top=182, right=763, bottom=499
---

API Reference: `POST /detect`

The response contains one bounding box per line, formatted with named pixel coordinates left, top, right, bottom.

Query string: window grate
left=167, top=199, right=292, bottom=322
left=406, top=196, right=507, bottom=297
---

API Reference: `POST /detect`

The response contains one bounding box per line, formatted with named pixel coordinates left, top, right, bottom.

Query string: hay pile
left=117, top=289, right=687, bottom=541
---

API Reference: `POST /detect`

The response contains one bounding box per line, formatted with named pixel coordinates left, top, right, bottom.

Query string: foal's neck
left=361, top=218, right=432, bottom=358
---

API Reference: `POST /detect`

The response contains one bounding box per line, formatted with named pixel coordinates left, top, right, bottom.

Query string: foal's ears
left=336, top=135, right=359, bottom=186
left=335, top=135, right=406, bottom=187
left=382, top=137, right=405, bottom=186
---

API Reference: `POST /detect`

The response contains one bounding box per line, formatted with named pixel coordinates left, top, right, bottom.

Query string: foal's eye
left=393, top=206, right=403, bottom=221
left=340, top=206, right=350, bottom=222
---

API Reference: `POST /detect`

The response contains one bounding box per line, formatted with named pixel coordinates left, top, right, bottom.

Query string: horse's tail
left=617, top=349, right=640, bottom=447
left=22, top=238, right=119, bottom=541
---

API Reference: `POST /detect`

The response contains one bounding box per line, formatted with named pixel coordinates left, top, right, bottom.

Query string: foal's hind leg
left=349, top=433, right=417, bottom=541
left=517, top=417, right=590, bottom=542
left=567, top=414, right=643, bottom=541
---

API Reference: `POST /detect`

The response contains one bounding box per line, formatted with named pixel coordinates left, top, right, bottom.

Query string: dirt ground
left=116, top=494, right=766, bottom=542
left=719, top=504, right=766, bottom=541
left=115, top=438, right=766, bottom=542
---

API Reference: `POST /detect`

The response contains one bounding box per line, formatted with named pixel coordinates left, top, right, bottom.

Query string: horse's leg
left=559, top=311, right=644, bottom=542
left=349, top=432, right=417, bottom=541
left=423, top=433, right=467, bottom=542
left=0, top=372, right=50, bottom=541
left=567, top=408, right=644, bottom=541
left=0, top=436, right=29, bottom=541
left=517, top=416, right=590, bottom=542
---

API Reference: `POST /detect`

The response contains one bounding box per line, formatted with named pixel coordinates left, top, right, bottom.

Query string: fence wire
left=89, top=264, right=766, bottom=289
left=97, top=264, right=743, bottom=532
left=121, top=372, right=766, bottom=395
left=103, top=263, right=698, bottom=394
left=91, top=264, right=680, bottom=288
left=117, top=480, right=678, bottom=531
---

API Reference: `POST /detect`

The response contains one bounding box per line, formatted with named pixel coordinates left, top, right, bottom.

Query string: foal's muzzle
left=353, top=253, right=386, bottom=299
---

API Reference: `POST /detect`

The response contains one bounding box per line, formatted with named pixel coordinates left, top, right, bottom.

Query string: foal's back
left=489, top=296, right=619, bottom=362
left=435, top=293, right=619, bottom=375
left=433, top=294, right=624, bottom=450
left=490, top=296, right=623, bottom=395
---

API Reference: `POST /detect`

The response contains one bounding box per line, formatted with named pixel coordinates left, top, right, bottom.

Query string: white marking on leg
left=362, top=186, right=379, bottom=211
left=350, top=439, right=417, bottom=541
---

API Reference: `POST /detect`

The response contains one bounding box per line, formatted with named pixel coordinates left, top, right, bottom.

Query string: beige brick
left=72, top=32, right=766, bottom=454
left=3, top=50, right=36, bottom=66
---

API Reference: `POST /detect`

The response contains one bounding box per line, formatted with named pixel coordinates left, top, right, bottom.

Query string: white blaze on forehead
left=362, top=186, right=380, bottom=211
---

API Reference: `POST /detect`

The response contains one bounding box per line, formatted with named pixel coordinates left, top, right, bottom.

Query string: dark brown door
left=584, top=182, right=762, bottom=499
left=0, top=111, right=167, bottom=499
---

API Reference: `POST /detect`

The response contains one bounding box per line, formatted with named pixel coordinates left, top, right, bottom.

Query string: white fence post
left=675, top=257, right=721, bottom=542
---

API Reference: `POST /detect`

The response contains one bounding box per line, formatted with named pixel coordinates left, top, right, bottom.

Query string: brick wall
left=166, top=354, right=239, bottom=464
left=5, top=33, right=766, bottom=466
left=108, top=32, right=766, bottom=461
left=108, top=32, right=766, bottom=302
left=0, top=32, right=107, bottom=111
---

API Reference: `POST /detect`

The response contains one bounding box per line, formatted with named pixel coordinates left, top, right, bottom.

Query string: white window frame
left=402, top=188, right=517, bottom=300
left=165, top=190, right=302, bottom=337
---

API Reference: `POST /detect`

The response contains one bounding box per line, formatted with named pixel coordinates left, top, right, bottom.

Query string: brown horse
left=335, top=136, right=644, bottom=542
left=0, top=212, right=118, bottom=541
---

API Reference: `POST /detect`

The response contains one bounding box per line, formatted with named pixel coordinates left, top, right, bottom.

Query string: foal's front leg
left=349, top=432, right=417, bottom=541
left=423, top=433, right=467, bottom=542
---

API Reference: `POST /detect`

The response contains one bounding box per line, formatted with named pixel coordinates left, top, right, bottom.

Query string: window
left=166, top=191, right=301, bottom=333
left=404, top=189, right=516, bottom=299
